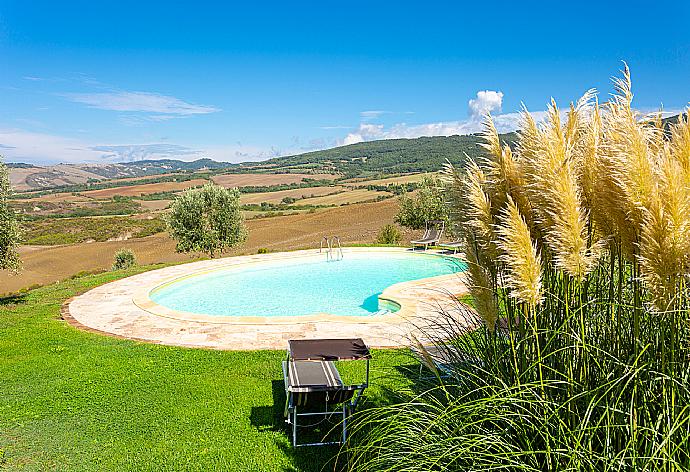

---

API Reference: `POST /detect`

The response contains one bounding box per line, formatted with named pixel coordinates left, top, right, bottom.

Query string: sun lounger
left=411, top=220, right=445, bottom=251
left=283, top=338, right=371, bottom=447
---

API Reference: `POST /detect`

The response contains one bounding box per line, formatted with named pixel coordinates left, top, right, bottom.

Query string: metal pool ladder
left=320, top=236, right=343, bottom=261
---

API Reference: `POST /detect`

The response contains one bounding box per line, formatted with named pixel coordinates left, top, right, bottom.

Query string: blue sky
left=0, top=0, right=688, bottom=164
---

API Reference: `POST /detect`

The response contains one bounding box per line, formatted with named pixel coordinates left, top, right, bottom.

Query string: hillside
left=242, top=133, right=517, bottom=178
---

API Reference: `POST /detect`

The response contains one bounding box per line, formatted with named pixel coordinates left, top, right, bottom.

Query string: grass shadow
left=250, top=380, right=286, bottom=432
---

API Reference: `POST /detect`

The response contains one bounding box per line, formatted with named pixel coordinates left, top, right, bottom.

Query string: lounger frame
left=411, top=220, right=445, bottom=251
left=283, top=339, right=371, bottom=447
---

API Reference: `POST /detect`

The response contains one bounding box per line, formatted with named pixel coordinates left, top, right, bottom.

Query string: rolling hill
left=7, top=111, right=684, bottom=192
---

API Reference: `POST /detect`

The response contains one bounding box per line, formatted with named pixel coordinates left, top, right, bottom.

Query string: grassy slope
left=0, top=267, right=411, bottom=471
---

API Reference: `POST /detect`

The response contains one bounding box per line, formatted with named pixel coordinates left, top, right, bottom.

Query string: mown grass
left=0, top=268, right=412, bottom=471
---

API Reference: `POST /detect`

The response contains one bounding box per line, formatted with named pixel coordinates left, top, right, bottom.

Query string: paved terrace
left=64, top=248, right=470, bottom=350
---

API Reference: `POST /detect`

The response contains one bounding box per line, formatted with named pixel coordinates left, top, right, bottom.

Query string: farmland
left=3, top=140, right=453, bottom=296
left=0, top=198, right=414, bottom=294
left=239, top=185, right=342, bottom=204
left=79, top=178, right=209, bottom=198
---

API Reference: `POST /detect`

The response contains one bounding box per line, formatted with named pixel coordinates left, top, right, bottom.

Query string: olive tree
left=0, top=157, right=21, bottom=273
left=394, top=175, right=451, bottom=231
left=166, top=182, right=247, bottom=257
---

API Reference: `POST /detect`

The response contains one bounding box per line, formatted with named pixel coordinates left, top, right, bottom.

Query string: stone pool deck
left=64, top=247, right=469, bottom=350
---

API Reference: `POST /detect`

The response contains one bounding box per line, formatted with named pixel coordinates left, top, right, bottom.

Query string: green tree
left=394, top=176, right=450, bottom=231
left=167, top=183, right=247, bottom=257
left=0, top=157, right=21, bottom=273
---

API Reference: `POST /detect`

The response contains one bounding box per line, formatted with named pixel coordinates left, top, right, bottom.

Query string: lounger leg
left=342, top=404, right=348, bottom=443
left=293, top=406, right=298, bottom=447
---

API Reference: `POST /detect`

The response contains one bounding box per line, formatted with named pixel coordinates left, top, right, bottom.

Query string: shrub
left=375, top=224, right=402, bottom=245
left=348, top=67, right=690, bottom=470
left=112, top=249, right=136, bottom=271
left=257, top=248, right=269, bottom=254
left=70, top=269, right=107, bottom=279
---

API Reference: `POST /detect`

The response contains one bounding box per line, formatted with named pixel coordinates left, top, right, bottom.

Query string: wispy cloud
left=0, top=128, right=291, bottom=165
left=319, top=125, right=350, bottom=130
left=62, top=91, right=220, bottom=116
left=0, top=128, right=107, bottom=164
left=360, top=110, right=391, bottom=120
left=0, top=128, right=210, bottom=164
left=90, top=144, right=203, bottom=162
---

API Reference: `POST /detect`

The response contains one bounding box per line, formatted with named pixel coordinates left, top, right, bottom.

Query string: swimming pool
left=150, top=251, right=463, bottom=318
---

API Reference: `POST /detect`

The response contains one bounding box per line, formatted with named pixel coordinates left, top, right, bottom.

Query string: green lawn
left=0, top=267, right=413, bottom=471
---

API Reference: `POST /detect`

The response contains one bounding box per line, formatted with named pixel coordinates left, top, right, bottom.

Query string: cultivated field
left=136, top=199, right=172, bottom=211
left=298, top=188, right=389, bottom=205
left=0, top=198, right=416, bottom=294
left=79, top=179, right=209, bottom=198
left=211, top=173, right=337, bottom=187
left=239, top=185, right=342, bottom=205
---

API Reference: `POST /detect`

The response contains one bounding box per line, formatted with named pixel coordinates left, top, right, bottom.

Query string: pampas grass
left=495, top=197, right=543, bottom=307
left=346, top=66, right=690, bottom=471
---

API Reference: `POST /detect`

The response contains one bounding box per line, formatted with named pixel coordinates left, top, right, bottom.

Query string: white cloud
left=468, top=90, right=504, bottom=119
left=342, top=123, right=384, bottom=145
left=63, top=91, right=220, bottom=116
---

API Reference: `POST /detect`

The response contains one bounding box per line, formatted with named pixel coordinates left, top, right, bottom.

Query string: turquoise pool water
left=150, top=252, right=463, bottom=317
